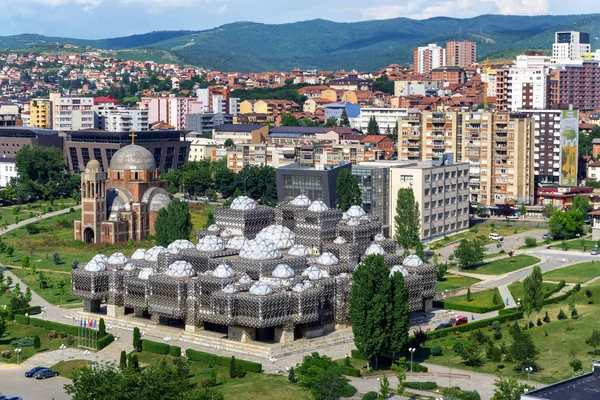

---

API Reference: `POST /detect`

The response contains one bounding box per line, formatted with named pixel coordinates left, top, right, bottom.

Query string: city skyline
left=2, top=0, right=600, bottom=39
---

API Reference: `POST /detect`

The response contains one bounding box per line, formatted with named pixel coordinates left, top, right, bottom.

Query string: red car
left=450, top=315, right=468, bottom=326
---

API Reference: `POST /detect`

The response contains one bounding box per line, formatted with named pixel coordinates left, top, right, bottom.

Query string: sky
left=2, top=0, right=600, bottom=39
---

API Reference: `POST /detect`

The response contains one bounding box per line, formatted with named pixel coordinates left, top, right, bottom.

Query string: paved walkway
left=0, top=205, right=81, bottom=237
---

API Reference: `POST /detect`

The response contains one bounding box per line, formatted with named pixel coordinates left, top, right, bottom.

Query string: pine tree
left=394, top=188, right=421, bottom=255
left=367, top=116, right=380, bottom=135
left=288, top=366, right=297, bottom=382
left=127, top=354, right=139, bottom=371
left=120, top=350, right=127, bottom=370
left=467, top=287, right=472, bottom=302
left=229, top=356, right=237, bottom=379
left=33, top=335, right=41, bottom=350
left=133, top=327, right=141, bottom=352
left=339, top=109, right=350, bottom=128
left=390, top=271, right=410, bottom=358
left=154, top=199, right=193, bottom=247
left=336, top=169, right=362, bottom=211
left=98, top=318, right=106, bottom=337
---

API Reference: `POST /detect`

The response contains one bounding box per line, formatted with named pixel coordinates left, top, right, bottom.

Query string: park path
left=0, top=205, right=81, bottom=237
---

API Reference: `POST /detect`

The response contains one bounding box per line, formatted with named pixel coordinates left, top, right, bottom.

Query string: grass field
left=189, top=204, right=215, bottom=241
left=431, top=224, right=535, bottom=248
left=436, top=275, right=481, bottom=292
left=0, top=199, right=77, bottom=228
left=466, top=255, right=540, bottom=275
left=542, top=262, right=600, bottom=284
left=507, top=281, right=563, bottom=303
left=8, top=267, right=79, bottom=305
left=551, top=239, right=598, bottom=252
left=417, top=281, right=600, bottom=384
left=439, top=288, right=503, bottom=310
left=0, top=321, right=76, bottom=365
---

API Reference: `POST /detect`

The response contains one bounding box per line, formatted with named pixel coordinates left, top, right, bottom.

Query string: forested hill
left=2, top=14, right=600, bottom=71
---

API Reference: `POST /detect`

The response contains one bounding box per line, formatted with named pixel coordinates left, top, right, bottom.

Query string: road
left=0, top=365, right=71, bottom=400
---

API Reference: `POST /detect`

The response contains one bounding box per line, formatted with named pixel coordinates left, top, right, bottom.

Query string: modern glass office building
left=352, top=166, right=390, bottom=235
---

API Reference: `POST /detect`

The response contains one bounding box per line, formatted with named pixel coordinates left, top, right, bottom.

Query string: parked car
left=591, top=249, right=599, bottom=256
left=0, top=396, right=23, bottom=400
left=450, top=315, right=468, bottom=326
left=507, top=215, right=519, bottom=219
left=33, top=369, right=59, bottom=379
left=488, top=233, right=504, bottom=241
left=542, top=233, right=553, bottom=240
left=434, top=322, right=453, bottom=330
left=25, top=366, right=48, bottom=377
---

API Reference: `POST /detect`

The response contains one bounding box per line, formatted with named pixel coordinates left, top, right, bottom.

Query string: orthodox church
left=74, top=134, right=171, bottom=244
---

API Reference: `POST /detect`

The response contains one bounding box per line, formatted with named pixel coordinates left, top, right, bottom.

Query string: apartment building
left=413, top=44, right=446, bottom=74
left=226, top=143, right=297, bottom=172
left=96, top=107, right=148, bottom=132
left=188, top=137, right=219, bottom=162
left=212, top=123, right=268, bottom=145
left=328, top=78, right=372, bottom=92
left=552, top=31, right=590, bottom=62
left=503, top=55, right=549, bottom=111
left=0, top=156, right=17, bottom=187
left=29, top=99, right=51, bottom=128
left=140, top=97, right=202, bottom=130
left=547, top=61, right=600, bottom=110
left=239, top=100, right=300, bottom=117
left=185, top=113, right=233, bottom=135
left=431, top=66, right=467, bottom=85
left=0, top=104, right=21, bottom=127
left=394, top=80, right=444, bottom=97
left=446, top=41, right=476, bottom=68
left=52, top=96, right=96, bottom=130
left=351, top=107, right=409, bottom=132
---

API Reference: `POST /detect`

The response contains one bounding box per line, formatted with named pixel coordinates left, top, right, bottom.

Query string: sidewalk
left=0, top=205, right=81, bottom=237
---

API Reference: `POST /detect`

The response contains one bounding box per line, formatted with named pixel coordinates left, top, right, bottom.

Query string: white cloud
left=216, top=4, right=228, bottom=13
left=10, top=0, right=226, bottom=13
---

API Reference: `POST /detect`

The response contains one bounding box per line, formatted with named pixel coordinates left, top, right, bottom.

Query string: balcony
left=406, top=115, right=420, bottom=122
left=408, top=151, right=420, bottom=158
left=469, top=178, right=480, bottom=186
left=407, top=142, right=420, bottom=149
left=432, top=117, right=446, bottom=123
left=432, top=143, right=445, bottom=150
left=431, top=126, right=445, bottom=133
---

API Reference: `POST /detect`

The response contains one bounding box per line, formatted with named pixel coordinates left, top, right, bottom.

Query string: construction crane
left=483, top=58, right=490, bottom=109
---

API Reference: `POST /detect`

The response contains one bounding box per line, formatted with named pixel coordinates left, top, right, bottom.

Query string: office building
left=552, top=31, right=590, bottom=62
left=547, top=61, right=600, bottom=110
left=351, top=165, right=390, bottom=235
left=29, top=99, right=52, bottom=129
left=60, top=130, right=190, bottom=174
left=52, top=96, right=96, bottom=130
left=413, top=44, right=446, bottom=75
left=97, top=107, right=148, bottom=132
left=0, top=127, right=63, bottom=159
left=186, top=113, right=233, bottom=135
left=276, top=163, right=351, bottom=208
left=446, top=41, right=476, bottom=68
left=212, top=124, right=269, bottom=145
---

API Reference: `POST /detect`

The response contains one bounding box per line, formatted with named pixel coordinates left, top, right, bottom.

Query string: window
left=425, top=188, right=430, bottom=195
left=424, top=202, right=430, bottom=209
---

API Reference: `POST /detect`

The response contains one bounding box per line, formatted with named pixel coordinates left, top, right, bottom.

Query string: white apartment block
left=141, top=97, right=202, bottom=130
left=97, top=107, right=149, bottom=132
left=52, top=96, right=96, bottom=130
left=229, top=98, right=241, bottom=116
left=414, top=44, right=446, bottom=75
left=0, top=157, right=17, bottom=187
left=506, top=55, right=549, bottom=111
left=352, top=107, right=409, bottom=133
left=552, top=31, right=591, bottom=62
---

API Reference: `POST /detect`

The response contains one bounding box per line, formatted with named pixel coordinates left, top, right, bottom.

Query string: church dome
left=110, top=144, right=157, bottom=171
left=85, top=160, right=101, bottom=171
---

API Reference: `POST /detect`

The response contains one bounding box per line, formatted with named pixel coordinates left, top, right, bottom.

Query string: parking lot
left=0, top=366, right=71, bottom=400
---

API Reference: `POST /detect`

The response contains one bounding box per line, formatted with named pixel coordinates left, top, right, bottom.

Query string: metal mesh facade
left=73, top=195, right=437, bottom=342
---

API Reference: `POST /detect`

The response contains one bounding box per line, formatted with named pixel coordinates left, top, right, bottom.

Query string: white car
left=488, top=233, right=504, bottom=241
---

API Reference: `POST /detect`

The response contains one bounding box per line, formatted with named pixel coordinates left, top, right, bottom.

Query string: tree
left=98, top=318, right=106, bottom=337
left=542, top=204, right=555, bottom=219
left=119, top=350, right=127, bottom=371
left=518, top=203, right=527, bottom=217
left=467, top=287, right=472, bottom=302
left=510, top=332, right=539, bottom=370
left=415, top=242, right=425, bottom=261
left=204, top=210, right=215, bottom=229
left=492, top=377, right=535, bottom=400
left=548, top=208, right=584, bottom=240
left=336, top=169, right=362, bottom=211
left=390, top=272, right=410, bottom=358
left=154, top=199, right=193, bottom=247
left=204, top=188, right=217, bottom=200
left=522, top=266, right=544, bottom=320
left=133, top=327, right=141, bottom=352
left=586, top=330, right=600, bottom=355
left=229, top=356, right=237, bottom=379
left=339, top=109, right=350, bottom=128
left=390, top=358, right=407, bottom=394
left=367, top=116, right=380, bottom=135
left=452, top=239, right=484, bottom=269
left=33, top=335, right=41, bottom=350
left=573, top=195, right=592, bottom=218
left=127, top=354, right=139, bottom=371
left=460, top=339, right=485, bottom=366
left=53, top=252, right=63, bottom=265
left=6, top=247, right=13, bottom=260
left=324, top=117, right=338, bottom=127
left=394, top=188, right=420, bottom=256
left=295, top=353, right=356, bottom=400
left=379, top=375, right=390, bottom=399
left=436, top=263, right=448, bottom=281
left=280, top=112, right=300, bottom=126
left=24, top=287, right=32, bottom=302
left=476, top=204, right=489, bottom=218
left=223, top=139, right=235, bottom=148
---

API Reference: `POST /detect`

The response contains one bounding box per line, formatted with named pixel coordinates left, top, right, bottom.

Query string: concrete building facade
left=29, top=99, right=52, bottom=128
left=446, top=41, right=476, bottom=68
left=97, top=107, right=149, bottom=132
left=413, top=44, right=446, bottom=74
left=552, top=31, right=590, bottom=62
left=52, top=96, right=96, bottom=130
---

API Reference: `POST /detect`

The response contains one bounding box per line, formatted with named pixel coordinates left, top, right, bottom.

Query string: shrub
left=558, top=309, right=568, bottom=320
left=525, top=237, right=537, bottom=247
left=570, top=359, right=583, bottom=372
left=431, top=345, right=443, bottom=356
left=486, top=345, right=502, bottom=362
left=236, top=363, right=245, bottom=378
left=406, top=362, right=428, bottom=372
left=169, top=345, right=182, bottom=357
left=432, top=299, right=504, bottom=314
left=141, top=339, right=170, bottom=355
left=33, top=335, right=41, bottom=350
left=288, top=367, right=297, bottom=382
left=96, top=334, right=114, bottom=351
left=493, top=330, right=503, bottom=341
left=199, top=368, right=217, bottom=388
left=351, top=349, right=366, bottom=360
left=1, top=349, right=11, bottom=358
left=11, top=337, right=35, bottom=347
left=339, top=365, right=361, bottom=376
left=362, top=392, right=378, bottom=400
left=133, top=327, right=141, bottom=352
left=414, top=327, right=428, bottom=345
left=543, top=311, right=551, bottom=323
left=14, top=314, right=30, bottom=325
left=185, top=349, right=262, bottom=373
left=29, top=318, right=79, bottom=337
left=545, top=284, right=582, bottom=305
left=12, top=306, right=41, bottom=316
left=454, top=341, right=465, bottom=356
left=492, top=321, right=501, bottom=330
left=229, top=356, right=237, bottom=379
left=25, top=224, right=41, bottom=234
left=405, top=382, right=438, bottom=391
left=572, top=308, right=579, bottom=319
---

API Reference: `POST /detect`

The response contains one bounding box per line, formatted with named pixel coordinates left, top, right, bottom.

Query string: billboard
left=560, top=110, right=579, bottom=187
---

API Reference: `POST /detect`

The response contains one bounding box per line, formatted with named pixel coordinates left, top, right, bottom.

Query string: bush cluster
left=185, top=349, right=262, bottom=373
left=141, top=339, right=171, bottom=355
left=169, top=345, right=182, bottom=357
left=405, top=381, right=438, bottom=390
left=30, top=318, right=79, bottom=337
left=10, top=337, right=35, bottom=347
left=432, top=299, right=504, bottom=314
left=96, top=334, right=114, bottom=351
left=14, top=314, right=30, bottom=325
left=544, top=284, right=581, bottom=305
left=338, top=365, right=361, bottom=376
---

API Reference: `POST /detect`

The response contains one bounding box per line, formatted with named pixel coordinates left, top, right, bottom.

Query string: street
left=0, top=366, right=71, bottom=400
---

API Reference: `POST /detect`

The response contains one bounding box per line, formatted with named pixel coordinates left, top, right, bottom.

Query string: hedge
left=96, top=334, right=114, bottom=351
left=142, top=339, right=170, bottom=355
left=339, top=365, right=361, bottom=377
left=543, top=280, right=566, bottom=299
left=405, top=381, right=437, bottom=390
left=12, top=306, right=42, bottom=316
left=351, top=349, right=366, bottom=360
left=407, top=361, right=428, bottom=372
left=432, top=300, right=504, bottom=314
left=14, top=314, right=30, bottom=325
left=185, top=349, right=262, bottom=373
left=169, top=345, right=182, bottom=357
left=543, top=283, right=581, bottom=305
left=426, top=311, right=524, bottom=339
left=29, top=318, right=79, bottom=337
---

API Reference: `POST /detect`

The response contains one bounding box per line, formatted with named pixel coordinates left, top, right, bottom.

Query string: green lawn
left=430, top=224, right=535, bottom=248
left=436, top=275, right=481, bottom=292
left=0, top=198, right=77, bottom=228
left=51, top=359, right=88, bottom=377
left=0, top=321, right=77, bottom=365
left=542, top=262, right=600, bottom=284
left=8, top=267, right=80, bottom=306
left=189, top=204, right=215, bottom=241
left=507, top=281, right=563, bottom=303
left=417, top=281, right=600, bottom=384
left=439, top=288, right=503, bottom=311
left=467, top=255, right=540, bottom=275
left=551, top=239, right=598, bottom=252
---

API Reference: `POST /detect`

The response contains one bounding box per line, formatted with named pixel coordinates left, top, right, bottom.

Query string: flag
left=88, top=320, right=93, bottom=328
left=92, top=320, right=97, bottom=329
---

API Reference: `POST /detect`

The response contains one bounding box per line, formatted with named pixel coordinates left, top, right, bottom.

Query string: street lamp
left=408, top=348, right=416, bottom=372
left=269, top=357, right=277, bottom=373
left=60, top=344, right=66, bottom=361
left=15, top=348, right=21, bottom=364
left=83, top=350, right=90, bottom=366
left=525, top=367, right=533, bottom=384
